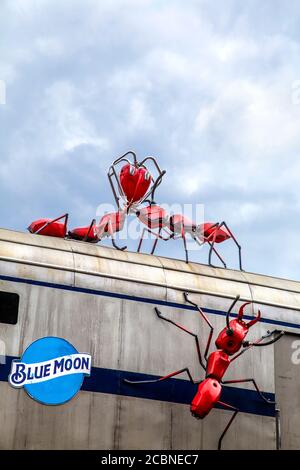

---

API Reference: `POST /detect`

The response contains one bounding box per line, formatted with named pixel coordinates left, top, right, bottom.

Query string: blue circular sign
left=9, top=337, right=92, bottom=405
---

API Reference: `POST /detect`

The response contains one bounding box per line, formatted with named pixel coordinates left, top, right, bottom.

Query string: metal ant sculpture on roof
left=124, top=294, right=284, bottom=449
left=107, top=150, right=166, bottom=211
left=27, top=150, right=243, bottom=269
left=135, top=202, right=242, bottom=268
left=28, top=151, right=164, bottom=251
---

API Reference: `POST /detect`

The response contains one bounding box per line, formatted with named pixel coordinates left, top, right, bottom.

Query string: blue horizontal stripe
left=0, top=274, right=298, bottom=330
left=0, top=356, right=275, bottom=417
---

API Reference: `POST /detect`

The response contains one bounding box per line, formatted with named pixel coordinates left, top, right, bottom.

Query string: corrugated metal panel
left=1, top=228, right=300, bottom=309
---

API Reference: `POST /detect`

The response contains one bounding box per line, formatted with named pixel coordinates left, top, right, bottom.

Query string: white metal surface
left=0, top=228, right=299, bottom=449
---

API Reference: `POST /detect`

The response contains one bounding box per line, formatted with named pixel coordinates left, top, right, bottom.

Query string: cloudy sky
left=1, top=0, right=300, bottom=279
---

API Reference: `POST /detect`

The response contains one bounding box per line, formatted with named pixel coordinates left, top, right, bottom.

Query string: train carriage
left=0, top=227, right=299, bottom=449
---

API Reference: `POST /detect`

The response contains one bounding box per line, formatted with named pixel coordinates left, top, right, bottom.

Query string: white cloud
left=127, top=95, right=154, bottom=132
left=35, top=37, right=64, bottom=58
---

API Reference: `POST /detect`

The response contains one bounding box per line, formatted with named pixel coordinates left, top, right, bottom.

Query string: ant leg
left=107, top=167, right=122, bottom=209
left=194, top=235, right=220, bottom=267
left=139, top=156, right=163, bottom=176
left=108, top=221, right=127, bottom=251
left=111, top=237, right=127, bottom=251
left=63, top=213, right=69, bottom=236
left=231, top=330, right=284, bottom=362
left=147, top=169, right=166, bottom=204
left=83, top=219, right=97, bottom=242
left=95, top=222, right=105, bottom=241
left=137, top=227, right=173, bottom=253
left=221, top=378, right=275, bottom=404
left=216, top=401, right=239, bottom=450
left=155, top=307, right=206, bottom=372
left=191, top=235, right=205, bottom=248
left=192, top=234, right=226, bottom=268
left=193, top=223, right=222, bottom=267
left=219, top=221, right=243, bottom=271
left=207, top=223, right=220, bottom=267
left=183, top=293, right=214, bottom=362
left=207, top=241, right=227, bottom=268
left=34, top=213, right=69, bottom=236
left=124, top=367, right=201, bottom=385
left=244, top=330, right=285, bottom=349
left=112, top=151, right=137, bottom=167
left=137, top=227, right=148, bottom=252
left=151, top=227, right=161, bottom=254
left=181, top=227, right=189, bottom=263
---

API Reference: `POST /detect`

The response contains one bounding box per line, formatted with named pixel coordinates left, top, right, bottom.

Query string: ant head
left=215, top=297, right=261, bottom=355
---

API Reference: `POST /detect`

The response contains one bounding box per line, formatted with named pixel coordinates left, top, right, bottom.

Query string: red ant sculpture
left=67, top=208, right=127, bottom=250
left=28, top=213, right=69, bottom=238
left=29, top=210, right=127, bottom=250
left=28, top=151, right=164, bottom=249
left=94, top=209, right=127, bottom=249
left=124, top=294, right=284, bottom=450
left=107, top=151, right=165, bottom=211
left=28, top=151, right=243, bottom=269
left=136, top=201, right=242, bottom=269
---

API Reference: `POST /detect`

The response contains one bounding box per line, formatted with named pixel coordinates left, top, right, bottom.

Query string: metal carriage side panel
left=1, top=228, right=300, bottom=449
left=0, top=382, right=275, bottom=450
left=274, top=332, right=300, bottom=449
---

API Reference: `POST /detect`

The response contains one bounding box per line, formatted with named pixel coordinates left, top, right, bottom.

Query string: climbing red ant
left=124, top=293, right=284, bottom=449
